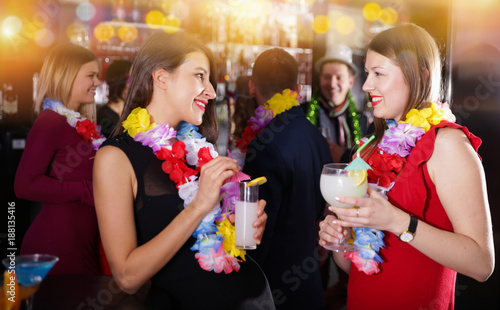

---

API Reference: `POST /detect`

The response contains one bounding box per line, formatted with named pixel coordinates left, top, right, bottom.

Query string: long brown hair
left=232, top=75, right=257, bottom=142
left=362, top=23, right=443, bottom=158
left=35, top=43, right=100, bottom=120
left=113, top=31, right=219, bottom=143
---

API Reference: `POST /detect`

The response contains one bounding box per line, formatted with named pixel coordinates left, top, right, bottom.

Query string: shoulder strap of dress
left=408, top=121, right=482, bottom=169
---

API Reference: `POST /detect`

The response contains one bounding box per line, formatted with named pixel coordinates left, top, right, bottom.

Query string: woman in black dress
left=93, top=31, right=273, bottom=309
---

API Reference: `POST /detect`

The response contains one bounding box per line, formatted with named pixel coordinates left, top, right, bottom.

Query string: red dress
left=347, top=122, right=481, bottom=309
left=15, top=110, right=100, bottom=275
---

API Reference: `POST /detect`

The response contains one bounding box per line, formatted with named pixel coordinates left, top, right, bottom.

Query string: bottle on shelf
left=0, top=89, right=3, bottom=121
left=2, top=82, right=19, bottom=122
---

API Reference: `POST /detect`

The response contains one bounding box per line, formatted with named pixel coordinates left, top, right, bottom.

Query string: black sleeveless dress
left=102, top=134, right=275, bottom=310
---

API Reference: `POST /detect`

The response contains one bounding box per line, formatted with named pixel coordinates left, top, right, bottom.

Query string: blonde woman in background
left=15, top=43, right=104, bottom=274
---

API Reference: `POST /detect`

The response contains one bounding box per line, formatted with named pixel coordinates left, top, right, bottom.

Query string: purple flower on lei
left=248, top=105, right=273, bottom=130
left=220, top=182, right=239, bottom=214
left=378, top=122, right=425, bottom=157
left=134, top=123, right=176, bottom=154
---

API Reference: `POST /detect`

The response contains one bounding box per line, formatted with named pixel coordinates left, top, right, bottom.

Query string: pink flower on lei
left=194, top=237, right=241, bottom=273
left=134, top=123, right=176, bottom=154
left=379, top=123, right=425, bottom=157
left=344, top=248, right=381, bottom=275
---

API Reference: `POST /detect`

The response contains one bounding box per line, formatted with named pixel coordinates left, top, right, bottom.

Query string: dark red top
left=15, top=109, right=100, bottom=274
left=347, top=122, right=481, bottom=309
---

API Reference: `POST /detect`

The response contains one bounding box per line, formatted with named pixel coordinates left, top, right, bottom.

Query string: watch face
left=400, top=232, right=414, bottom=242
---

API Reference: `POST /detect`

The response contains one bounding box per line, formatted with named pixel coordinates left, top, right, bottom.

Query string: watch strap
left=408, top=215, right=418, bottom=234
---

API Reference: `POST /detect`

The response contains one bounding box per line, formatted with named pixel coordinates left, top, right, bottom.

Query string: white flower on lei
left=181, top=137, right=219, bottom=166
left=178, top=176, right=199, bottom=207
left=55, top=106, right=81, bottom=127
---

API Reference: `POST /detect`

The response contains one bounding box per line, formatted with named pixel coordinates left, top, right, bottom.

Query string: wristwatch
left=398, top=215, right=418, bottom=243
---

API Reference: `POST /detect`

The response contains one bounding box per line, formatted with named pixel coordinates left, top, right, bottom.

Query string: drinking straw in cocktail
left=345, top=135, right=375, bottom=171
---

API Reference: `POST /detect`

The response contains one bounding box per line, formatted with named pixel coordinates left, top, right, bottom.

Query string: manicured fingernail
left=328, top=206, right=333, bottom=212
left=335, top=197, right=340, bottom=201
left=332, top=220, right=337, bottom=224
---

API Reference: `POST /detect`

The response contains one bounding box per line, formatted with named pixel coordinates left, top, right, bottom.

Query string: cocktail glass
left=2, top=254, right=59, bottom=310
left=320, top=163, right=368, bottom=252
left=1, top=272, right=42, bottom=310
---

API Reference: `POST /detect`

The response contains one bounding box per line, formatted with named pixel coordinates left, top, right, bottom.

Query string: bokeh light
left=161, top=0, right=178, bottom=13
left=66, top=22, right=87, bottom=42
left=163, top=15, right=181, bottom=33
left=118, top=24, right=138, bottom=42
left=363, top=2, right=382, bottom=22
left=145, top=10, right=165, bottom=29
left=312, top=15, right=330, bottom=34
left=76, top=2, right=96, bottom=21
left=336, top=16, right=356, bottom=35
left=94, top=23, right=114, bottom=42
left=2, top=16, right=23, bottom=36
left=170, top=1, right=190, bottom=20
left=34, top=28, right=55, bottom=47
left=379, top=7, right=398, bottom=25
left=113, top=0, right=132, bottom=19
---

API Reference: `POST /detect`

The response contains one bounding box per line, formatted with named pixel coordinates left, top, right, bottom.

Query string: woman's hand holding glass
left=319, top=214, right=352, bottom=249
left=328, top=185, right=410, bottom=236
left=228, top=199, right=268, bottom=245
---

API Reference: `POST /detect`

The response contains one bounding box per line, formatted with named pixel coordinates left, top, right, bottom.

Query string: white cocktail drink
left=320, top=174, right=368, bottom=208
left=320, top=163, right=368, bottom=252
left=235, top=200, right=258, bottom=249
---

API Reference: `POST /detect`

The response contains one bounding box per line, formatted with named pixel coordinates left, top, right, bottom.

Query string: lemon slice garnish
left=348, top=170, right=367, bottom=186
left=246, top=176, right=267, bottom=187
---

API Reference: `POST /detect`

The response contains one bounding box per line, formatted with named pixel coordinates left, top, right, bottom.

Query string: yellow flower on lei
left=122, top=107, right=156, bottom=138
left=216, top=217, right=246, bottom=261
left=402, top=102, right=452, bottom=132
left=264, top=88, right=300, bottom=116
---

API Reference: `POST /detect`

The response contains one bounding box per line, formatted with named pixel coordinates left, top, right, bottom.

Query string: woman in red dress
left=318, top=23, right=494, bottom=309
left=15, top=43, right=103, bottom=274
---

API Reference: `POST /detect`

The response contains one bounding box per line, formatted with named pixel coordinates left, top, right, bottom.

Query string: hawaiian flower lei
left=42, top=98, right=106, bottom=151
left=233, top=89, right=300, bottom=165
left=344, top=102, right=456, bottom=275
left=122, top=107, right=250, bottom=273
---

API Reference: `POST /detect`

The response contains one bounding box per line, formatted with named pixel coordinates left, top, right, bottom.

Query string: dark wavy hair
left=113, top=31, right=219, bottom=143
left=105, top=59, right=132, bottom=104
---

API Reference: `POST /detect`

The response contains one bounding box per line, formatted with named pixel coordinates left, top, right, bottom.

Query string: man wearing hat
left=304, top=44, right=371, bottom=163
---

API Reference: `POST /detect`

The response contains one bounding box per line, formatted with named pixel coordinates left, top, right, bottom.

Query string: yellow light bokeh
left=2, top=16, right=23, bottom=37
left=363, top=2, right=382, bottom=22
left=163, top=15, right=181, bottom=33
left=66, top=22, right=87, bottom=42
left=312, top=15, right=330, bottom=34
left=336, top=16, right=356, bottom=35
left=118, top=24, right=138, bottom=42
left=379, top=7, right=398, bottom=25
left=146, top=10, right=165, bottom=29
left=94, top=23, right=114, bottom=42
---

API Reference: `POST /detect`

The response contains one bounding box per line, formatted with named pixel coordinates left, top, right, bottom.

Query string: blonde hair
left=35, top=43, right=100, bottom=120
left=362, top=23, right=443, bottom=157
